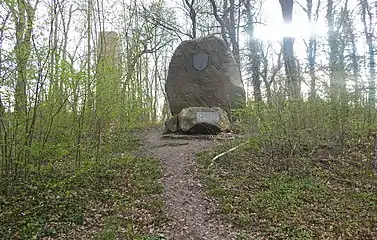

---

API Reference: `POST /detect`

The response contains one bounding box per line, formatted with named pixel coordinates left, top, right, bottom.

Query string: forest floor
left=0, top=130, right=165, bottom=240
left=137, top=126, right=253, bottom=239
left=2, top=124, right=377, bottom=239
left=138, top=126, right=377, bottom=240
left=195, top=134, right=377, bottom=239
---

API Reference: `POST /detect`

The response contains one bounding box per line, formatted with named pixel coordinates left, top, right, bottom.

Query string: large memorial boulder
left=165, top=35, right=245, bottom=119
left=164, top=107, right=231, bottom=134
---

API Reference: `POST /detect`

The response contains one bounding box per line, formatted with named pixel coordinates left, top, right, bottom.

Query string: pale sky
left=0, top=0, right=371, bottom=102
left=10, top=0, right=364, bottom=63
left=256, top=0, right=328, bottom=41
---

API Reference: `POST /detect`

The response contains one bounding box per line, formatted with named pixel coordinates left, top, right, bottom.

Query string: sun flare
left=254, top=21, right=328, bottom=41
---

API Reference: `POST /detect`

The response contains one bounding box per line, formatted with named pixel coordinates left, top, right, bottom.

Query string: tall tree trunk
left=228, top=0, right=240, bottom=67
left=245, top=0, right=262, bottom=101
left=327, top=0, right=348, bottom=102
left=327, top=0, right=339, bottom=101
left=350, top=27, right=360, bottom=106
left=208, top=0, right=229, bottom=48
left=261, top=47, right=271, bottom=104
left=305, top=0, right=320, bottom=99
left=360, top=0, right=376, bottom=107
left=11, top=0, right=36, bottom=176
left=279, top=0, right=300, bottom=98
left=76, top=0, right=92, bottom=167
left=0, top=13, right=10, bottom=177
left=184, top=0, right=196, bottom=38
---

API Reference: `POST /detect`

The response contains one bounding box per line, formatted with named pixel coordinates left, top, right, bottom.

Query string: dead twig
left=208, top=141, right=248, bottom=168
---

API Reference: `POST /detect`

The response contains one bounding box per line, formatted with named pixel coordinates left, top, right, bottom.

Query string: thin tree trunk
left=76, top=0, right=92, bottom=167
left=306, top=0, right=320, bottom=99
left=350, top=32, right=360, bottom=106
left=11, top=0, right=37, bottom=177
left=228, top=0, right=240, bottom=67
left=360, top=0, right=376, bottom=107
left=327, top=0, right=338, bottom=101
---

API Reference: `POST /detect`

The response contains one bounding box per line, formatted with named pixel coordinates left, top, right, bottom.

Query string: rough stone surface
left=164, top=115, right=178, bottom=133
left=177, top=107, right=231, bottom=134
left=165, top=35, right=245, bottom=119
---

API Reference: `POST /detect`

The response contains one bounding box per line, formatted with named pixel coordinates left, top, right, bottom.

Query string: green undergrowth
left=197, top=136, right=377, bottom=239
left=0, top=155, right=165, bottom=239
left=198, top=99, right=377, bottom=239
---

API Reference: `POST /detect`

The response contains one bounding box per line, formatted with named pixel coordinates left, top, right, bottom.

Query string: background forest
left=1, top=0, right=377, bottom=239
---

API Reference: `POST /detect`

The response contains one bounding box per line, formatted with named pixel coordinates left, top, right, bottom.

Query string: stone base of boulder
left=161, top=132, right=244, bottom=140
left=164, top=107, right=231, bottom=135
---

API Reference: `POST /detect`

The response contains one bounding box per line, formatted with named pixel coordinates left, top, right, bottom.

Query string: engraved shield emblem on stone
left=193, top=52, right=209, bottom=71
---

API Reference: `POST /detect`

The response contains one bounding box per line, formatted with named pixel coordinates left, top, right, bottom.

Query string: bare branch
left=208, top=0, right=229, bottom=47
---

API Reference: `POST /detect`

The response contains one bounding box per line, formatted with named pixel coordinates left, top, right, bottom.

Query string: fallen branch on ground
left=208, top=141, right=248, bottom=168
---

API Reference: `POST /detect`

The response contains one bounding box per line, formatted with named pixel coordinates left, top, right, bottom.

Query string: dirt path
left=138, top=127, right=241, bottom=240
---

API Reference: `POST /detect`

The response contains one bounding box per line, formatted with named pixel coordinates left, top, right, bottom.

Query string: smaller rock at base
left=164, top=115, right=178, bottom=133
left=178, top=107, right=231, bottom=134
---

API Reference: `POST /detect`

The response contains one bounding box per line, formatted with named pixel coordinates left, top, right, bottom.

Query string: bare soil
left=137, top=126, right=245, bottom=240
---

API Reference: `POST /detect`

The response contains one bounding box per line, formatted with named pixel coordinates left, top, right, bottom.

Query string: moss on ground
left=0, top=155, right=166, bottom=239
left=197, top=138, right=377, bottom=239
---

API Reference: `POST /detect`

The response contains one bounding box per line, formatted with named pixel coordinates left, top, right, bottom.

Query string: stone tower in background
left=96, top=31, right=121, bottom=126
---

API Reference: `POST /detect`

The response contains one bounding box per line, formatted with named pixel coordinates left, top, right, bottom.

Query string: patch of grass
left=0, top=155, right=166, bottom=239
left=197, top=138, right=377, bottom=239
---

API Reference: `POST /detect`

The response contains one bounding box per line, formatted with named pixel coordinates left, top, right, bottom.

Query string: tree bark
left=245, top=0, right=262, bottom=101
left=305, top=0, right=320, bottom=99
left=228, top=0, right=240, bottom=67
left=360, top=0, right=376, bottom=107
left=208, top=0, right=230, bottom=48
left=279, top=0, right=300, bottom=98
left=184, top=0, right=197, bottom=38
